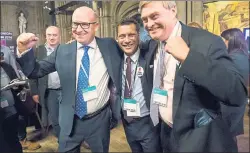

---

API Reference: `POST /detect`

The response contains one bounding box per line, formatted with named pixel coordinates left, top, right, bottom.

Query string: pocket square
left=149, top=65, right=154, bottom=68
left=194, top=109, right=214, bottom=128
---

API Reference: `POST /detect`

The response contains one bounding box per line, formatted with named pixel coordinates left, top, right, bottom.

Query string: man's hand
left=32, top=95, right=39, bottom=103
left=165, top=36, right=190, bottom=63
left=16, top=33, right=39, bottom=53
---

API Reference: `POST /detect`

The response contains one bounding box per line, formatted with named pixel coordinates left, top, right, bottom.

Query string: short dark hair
left=117, top=18, right=140, bottom=34
left=221, top=28, right=249, bottom=54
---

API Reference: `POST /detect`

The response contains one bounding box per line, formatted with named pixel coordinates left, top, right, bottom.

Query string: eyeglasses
left=72, top=22, right=97, bottom=29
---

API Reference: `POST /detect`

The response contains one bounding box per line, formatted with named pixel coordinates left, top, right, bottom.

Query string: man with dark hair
left=117, top=18, right=161, bottom=152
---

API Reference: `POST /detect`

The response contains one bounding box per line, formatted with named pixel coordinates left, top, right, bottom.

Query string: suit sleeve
left=29, top=79, right=38, bottom=96
left=178, top=37, right=247, bottom=106
left=17, top=46, right=58, bottom=79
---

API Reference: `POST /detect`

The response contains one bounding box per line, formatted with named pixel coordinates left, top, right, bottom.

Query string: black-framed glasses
left=72, top=22, right=97, bottom=29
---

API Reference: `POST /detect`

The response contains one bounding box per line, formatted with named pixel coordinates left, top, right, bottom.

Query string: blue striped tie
left=75, top=46, right=90, bottom=118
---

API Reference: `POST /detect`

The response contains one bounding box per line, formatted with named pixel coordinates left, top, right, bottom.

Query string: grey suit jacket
left=17, top=37, right=123, bottom=135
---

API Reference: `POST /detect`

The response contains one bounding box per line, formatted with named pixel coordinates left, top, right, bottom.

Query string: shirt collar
left=159, top=21, right=181, bottom=48
left=45, top=43, right=58, bottom=51
left=77, top=38, right=97, bottom=50
left=124, top=48, right=140, bottom=64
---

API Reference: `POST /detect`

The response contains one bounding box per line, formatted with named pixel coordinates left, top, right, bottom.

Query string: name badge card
left=153, top=88, right=168, bottom=107
left=1, top=97, right=9, bottom=108
left=123, top=98, right=137, bottom=112
left=82, top=86, right=98, bottom=102
left=127, top=103, right=140, bottom=117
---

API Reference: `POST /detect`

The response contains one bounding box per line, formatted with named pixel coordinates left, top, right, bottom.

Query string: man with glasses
left=15, top=6, right=122, bottom=153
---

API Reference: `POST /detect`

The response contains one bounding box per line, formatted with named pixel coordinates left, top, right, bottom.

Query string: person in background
left=29, top=26, right=61, bottom=139
left=221, top=28, right=249, bottom=138
left=117, top=18, right=162, bottom=152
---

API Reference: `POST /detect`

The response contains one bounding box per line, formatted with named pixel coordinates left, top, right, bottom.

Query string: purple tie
left=124, top=57, right=132, bottom=98
left=123, top=57, right=134, bottom=123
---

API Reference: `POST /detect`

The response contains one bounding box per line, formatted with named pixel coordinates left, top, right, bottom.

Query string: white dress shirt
left=76, top=38, right=110, bottom=114
left=154, top=21, right=182, bottom=125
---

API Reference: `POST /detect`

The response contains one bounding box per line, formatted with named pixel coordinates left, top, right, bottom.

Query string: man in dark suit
left=116, top=18, right=161, bottom=152
left=29, top=26, right=61, bottom=138
left=139, top=1, right=247, bottom=152
left=16, top=6, right=122, bottom=153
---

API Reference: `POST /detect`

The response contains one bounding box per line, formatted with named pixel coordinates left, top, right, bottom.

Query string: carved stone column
left=92, top=1, right=100, bottom=37
left=102, top=2, right=112, bottom=37
left=176, top=1, right=203, bottom=25
left=176, top=1, right=187, bottom=24
left=192, top=1, right=203, bottom=25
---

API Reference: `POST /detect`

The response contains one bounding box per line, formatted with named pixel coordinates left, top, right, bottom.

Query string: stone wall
left=0, top=1, right=52, bottom=45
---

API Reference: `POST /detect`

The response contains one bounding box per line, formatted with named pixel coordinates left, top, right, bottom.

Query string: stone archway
left=111, top=1, right=139, bottom=38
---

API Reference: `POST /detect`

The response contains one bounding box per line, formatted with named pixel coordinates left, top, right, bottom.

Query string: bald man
left=16, top=6, right=122, bottom=152
left=28, top=26, right=61, bottom=138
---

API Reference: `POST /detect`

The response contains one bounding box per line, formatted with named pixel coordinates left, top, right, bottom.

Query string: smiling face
left=72, top=6, right=99, bottom=45
left=140, top=1, right=177, bottom=41
left=117, top=24, right=139, bottom=56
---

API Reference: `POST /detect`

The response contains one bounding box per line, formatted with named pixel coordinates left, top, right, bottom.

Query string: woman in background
left=221, top=28, right=249, bottom=139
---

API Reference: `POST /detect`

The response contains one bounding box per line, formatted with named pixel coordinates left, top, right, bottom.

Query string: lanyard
left=124, top=61, right=139, bottom=95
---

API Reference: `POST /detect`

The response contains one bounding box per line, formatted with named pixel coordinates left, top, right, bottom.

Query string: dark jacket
left=221, top=49, right=249, bottom=136
left=147, top=23, right=247, bottom=152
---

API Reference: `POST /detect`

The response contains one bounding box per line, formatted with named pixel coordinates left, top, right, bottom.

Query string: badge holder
left=153, top=88, right=168, bottom=107
left=82, top=86, right=98, bottom=102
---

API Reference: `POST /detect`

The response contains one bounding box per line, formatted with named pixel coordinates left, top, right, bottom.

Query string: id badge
left=123, top=98, right=137, bottom=112
left=0, top=97, right=9, bottom=108
left=82, top=86, right=98, bottom=102
left=127, top=103, right=140, bottom=117
left=153, top=88, right=168, bottom=107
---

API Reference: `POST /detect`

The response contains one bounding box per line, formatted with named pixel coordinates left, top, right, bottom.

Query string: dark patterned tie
left=75, top=46, right=90, bottom=118
left=123, top=57, right=134, bottom=123
left=124, top=57, right=132, bottom=98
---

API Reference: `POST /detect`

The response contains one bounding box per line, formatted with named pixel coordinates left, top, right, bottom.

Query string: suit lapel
left=146, top=40, right=158, bottom=82
left=138, top=50, right=149, bottom=106
left=172, top=23, right=191, bottom=119
left=139, top=50, right=146, bottom=87
left=65, top=41, right=77, bottom=96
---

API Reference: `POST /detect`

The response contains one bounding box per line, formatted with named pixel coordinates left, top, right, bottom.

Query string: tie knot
left=83, top=46, right=90, bottom=53
left=126, top=56, right=131, bottom=63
